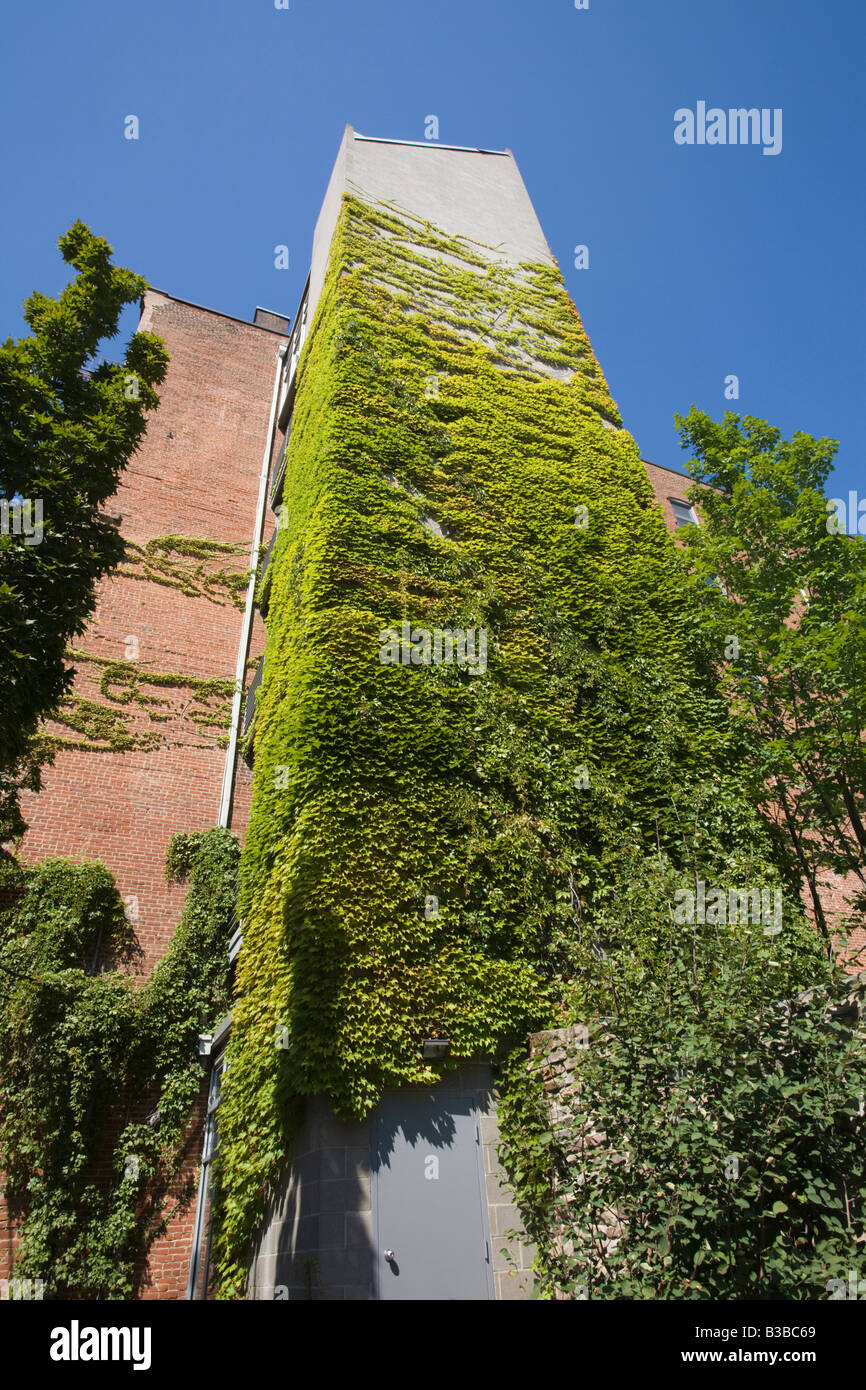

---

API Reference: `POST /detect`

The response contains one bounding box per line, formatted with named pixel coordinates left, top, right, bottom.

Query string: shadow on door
left=372, top=1089, right=494, bottom=1300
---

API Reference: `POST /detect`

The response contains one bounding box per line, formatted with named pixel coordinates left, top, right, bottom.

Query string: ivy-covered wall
left=214, top=193, right=775, bottom=1292
left=28, top=538, right=247, bottom=757
left=0, top=829, right=237, bottom=1299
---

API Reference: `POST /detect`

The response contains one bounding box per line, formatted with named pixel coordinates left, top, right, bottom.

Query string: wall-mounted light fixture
left=421, top=1036, right=450, bottom=1061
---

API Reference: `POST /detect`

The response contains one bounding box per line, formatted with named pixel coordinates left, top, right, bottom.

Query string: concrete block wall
left=247, top=1098, right=373, bottom=1302
left=309, top=127, right=555, bottom=328
left=480, top=1086, right=536, bottom=1301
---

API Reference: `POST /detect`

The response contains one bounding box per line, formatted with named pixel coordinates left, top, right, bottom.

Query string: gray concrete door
left=372, top=1089, right=494, bottom=1300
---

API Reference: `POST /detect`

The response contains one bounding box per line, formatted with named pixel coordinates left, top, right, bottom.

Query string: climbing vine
left=211, top=193, right=778, bottom=1295
left=36, top=651, right=236, bottom=755
left=120, top=535, right=249, bottom=608
left=0, top=828, right=237, bottom=1298
left=28, top=532, right=248, bottom=758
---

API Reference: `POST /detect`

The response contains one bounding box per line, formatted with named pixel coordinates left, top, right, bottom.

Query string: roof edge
left=354, top=133, right=509, bottom=155
left=145, top=287, right=289, bottom=336
left=641, top=457, right=693, bottom=483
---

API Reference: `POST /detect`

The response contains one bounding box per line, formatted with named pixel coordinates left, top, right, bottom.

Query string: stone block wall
left=527, top=1022, right=618, bottom=1300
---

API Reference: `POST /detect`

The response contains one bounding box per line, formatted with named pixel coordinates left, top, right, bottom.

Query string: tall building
left=204, top=128, right=725, bottom=1303
left=3, top=128, right=721, bottom=1301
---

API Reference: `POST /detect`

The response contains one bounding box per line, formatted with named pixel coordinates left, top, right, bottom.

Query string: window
left=283, top=297, right=309, bottom=392
left=277, top=281, right=310, bottom=428
left=670, top=497, right=699, bottom=529
left=188, top=1021, right=231, bottom=1300
left=243, top=656, right=264, bottom=737
left=269, top=416, right=292, bottom=511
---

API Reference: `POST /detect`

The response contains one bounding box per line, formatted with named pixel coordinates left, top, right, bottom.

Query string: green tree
left=0, top=222, right=167, bottom=840
left=673, top=408, right=866, bottom=942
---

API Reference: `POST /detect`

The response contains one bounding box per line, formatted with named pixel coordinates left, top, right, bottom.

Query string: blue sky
left=1, top=0, right=863, bottom=493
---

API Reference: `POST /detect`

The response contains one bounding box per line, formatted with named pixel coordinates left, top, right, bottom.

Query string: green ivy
left=211, top=193, right=780, bottom=1295
left=35, top=650, right=236, bottom=755
left=27, top=526, right=247, bottom=760
left=0, top=828, right=237, bottom=1298
left=120, top=535, right=249, bottom=609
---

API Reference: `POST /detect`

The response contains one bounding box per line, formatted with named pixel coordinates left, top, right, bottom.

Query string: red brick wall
left=1, top=292, right=285, bottom=1300
left=643, top=458, right=696, bottom=535
left=19, top=288, right=285, bottom=972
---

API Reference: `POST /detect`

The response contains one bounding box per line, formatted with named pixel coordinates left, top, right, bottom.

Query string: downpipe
left=217, top=344, right=285, bottom=828
left=187, top=342, right=285, bottom=1301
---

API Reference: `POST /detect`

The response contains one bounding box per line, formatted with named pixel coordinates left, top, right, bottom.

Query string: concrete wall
left=308, top=126, right=555, bottom=326
left=246, top=1097, right=373, bottom=1302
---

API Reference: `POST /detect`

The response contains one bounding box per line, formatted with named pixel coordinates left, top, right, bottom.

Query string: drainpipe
left=186, top=1044, right=215, bottom=1303
left=217, top=344, right=286, bottom=828
left=187, top=344, right=285, bottom=1301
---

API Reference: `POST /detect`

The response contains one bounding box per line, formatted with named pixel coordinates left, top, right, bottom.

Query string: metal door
left=372, top=1090, right=494, bottom=1300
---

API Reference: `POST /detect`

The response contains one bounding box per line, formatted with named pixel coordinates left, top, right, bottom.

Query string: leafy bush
left=499, top=854, right=866, bottom=1300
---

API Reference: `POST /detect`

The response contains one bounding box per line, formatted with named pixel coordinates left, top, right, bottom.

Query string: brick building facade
left=1, top=291, right=287, bottom=1299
